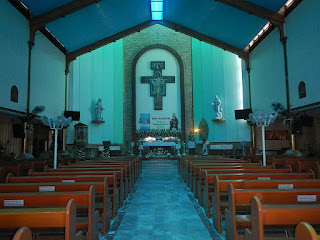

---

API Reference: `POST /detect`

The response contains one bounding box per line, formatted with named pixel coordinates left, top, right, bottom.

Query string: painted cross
left=141, top=61, right=175, bottom=110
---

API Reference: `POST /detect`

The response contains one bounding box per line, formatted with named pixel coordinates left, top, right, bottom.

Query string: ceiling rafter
left=160, top=21, right=249, bottom=61
left=30, top=0, right=101, bottom=31
left=214, top=0, right=285, bottom=27
left=66, top=20, right=156, bottom=71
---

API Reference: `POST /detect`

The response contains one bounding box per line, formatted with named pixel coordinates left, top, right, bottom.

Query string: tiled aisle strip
left=106, top=160, right=221, bottom=240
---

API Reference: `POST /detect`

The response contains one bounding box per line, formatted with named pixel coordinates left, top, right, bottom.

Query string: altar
left=142, top=141, right=176, bottom=156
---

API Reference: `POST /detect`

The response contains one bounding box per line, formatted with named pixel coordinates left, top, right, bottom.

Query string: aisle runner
left=109, top=160, right=217, bottom=240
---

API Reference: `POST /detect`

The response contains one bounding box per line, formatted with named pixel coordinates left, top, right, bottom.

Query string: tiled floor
left=106, top=160, right=221, bottom=240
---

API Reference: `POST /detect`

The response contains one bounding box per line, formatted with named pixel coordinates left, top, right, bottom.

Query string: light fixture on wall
left=249, top=111, right=278, bottom=166
left=41, top=115, right=72, bottom=169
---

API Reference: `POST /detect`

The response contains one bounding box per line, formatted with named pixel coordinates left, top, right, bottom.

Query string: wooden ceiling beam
left=214, top=0, right=285, bottom=27
left=66, top=20, right=156, bottom=71
left=160, top=20, right=249, bottom=61
left=30, top=0, right=101, bottom=31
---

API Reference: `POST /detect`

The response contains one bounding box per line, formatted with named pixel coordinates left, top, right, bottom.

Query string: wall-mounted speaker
left=64, top=111, right=80, bottom=121
left=235, top=109, right=252, bottom=120
left=13, top=124, right=25, bottom=138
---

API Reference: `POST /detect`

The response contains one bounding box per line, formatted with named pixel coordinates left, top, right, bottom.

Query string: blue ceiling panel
left=45, top=0, right=151, bottom=52
left=165, top=0, right=268, bottom=49
left=246, top=0, right=288, bottom=12
left=21, top=0, right=75, bottom=16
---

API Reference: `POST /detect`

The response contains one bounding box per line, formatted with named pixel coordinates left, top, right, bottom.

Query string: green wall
left=67, top=40, right=124, bottom=145
left=192, top=39, right=251, bottom=142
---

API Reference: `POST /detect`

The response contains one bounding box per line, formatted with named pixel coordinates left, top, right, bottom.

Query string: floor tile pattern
left=105, top=160, right=221, bottom=240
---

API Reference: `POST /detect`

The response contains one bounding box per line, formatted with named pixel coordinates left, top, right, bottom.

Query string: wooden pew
left=43, top=166, right=129, bottom=199
left=0, top=199, right=83, bottom=240
left=183, top=160, right=251, bottom=183
left=193, top=164, right=273, bottom=198
left=6, top=173, right=119, bottom=220
left=212, top=177, right=320, bottom=235
left=203, top=170, right=315, bottom=219
left=295, top=222, right=320, bottom=240
left=195, top=166, right=282, bottom=205
left=0, top=179, right=111, bottom=235
left=13, top=227, right=32, bottom=240
left=188, top=162, right=263, bottom=191
left=0, top=186, right=98, bottom=240
left=29, top=169, right=125, bottom=207
left=245, top=196, right=320, bottom=240
left=225, top=184, right=320, bottom=240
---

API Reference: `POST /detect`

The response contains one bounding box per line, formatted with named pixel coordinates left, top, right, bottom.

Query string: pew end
left=295, top=222, right=320, bottom=240
left=13, top=227, right=32, bottom=240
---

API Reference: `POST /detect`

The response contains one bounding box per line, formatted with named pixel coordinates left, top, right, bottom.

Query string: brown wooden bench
left=225, top=184, right=320, bottom=239
left=28, top=169, right=125, bottom=207
left=295, top=222, right=320, bottom=240
left=6, top=173, right=119, bottom=220
left=42, top=167, right=129, bottom=200
left=51, top=165, right=133, bottom=196
left=188, top=162, right=263, bottom=190
left=0, top=199, right=83, bottom=240
left=0, top=186, right=98, bottom=240
left=182, top=159, right=250, bottom=182
left=12, top=227, right=32, bottom=240
left=195, top=165, right=280, bottom=205
left=244, top=196, right=320, bottom=240
left=178, top=156, right=248, bottom=180
left=203, top=170, right=315, bottom=220
left=212, top=177, right=320, bottom=235
left=193, top=164, right=273, bottom=198
left=0, top=178, right=111, bottom=235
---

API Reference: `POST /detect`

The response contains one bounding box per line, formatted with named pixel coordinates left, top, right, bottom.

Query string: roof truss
left=30, top=0, right=102, bottom=31
left=66, top=20, right=156, bottom=71
left=214, top=0, right=285, bottom=27
left=160, top=21, right=249, bottom=61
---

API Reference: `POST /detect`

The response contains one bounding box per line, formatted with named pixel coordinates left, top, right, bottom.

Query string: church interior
left=1, top=0, right=320, bottom=239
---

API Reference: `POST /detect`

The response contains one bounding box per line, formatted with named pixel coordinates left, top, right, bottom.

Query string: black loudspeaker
left=292, top=119, right=303, bottom=134
left=13, top=124, right=25, bottom=138
left=235, top=109, right=252, bottom=120
left=301, top=116, right=313, bottom=127
left=64, top=111, right=80, bottom=121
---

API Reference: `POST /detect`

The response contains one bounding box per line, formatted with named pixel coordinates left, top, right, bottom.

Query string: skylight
left=151, top=0, right=163, bottom=21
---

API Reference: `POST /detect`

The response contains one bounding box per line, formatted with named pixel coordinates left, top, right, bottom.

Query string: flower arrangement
left=136, top=129, right=181, bottom=139
left=147, top=147, right=171, bottom=158
left=188, top=132, right=195, bottom=141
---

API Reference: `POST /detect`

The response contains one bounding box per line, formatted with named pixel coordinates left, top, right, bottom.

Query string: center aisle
left=109, top=160, right=217, bottom=240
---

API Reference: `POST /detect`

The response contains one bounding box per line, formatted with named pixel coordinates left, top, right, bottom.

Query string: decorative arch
left=298, top=81, right=306, bottom=99
left=132, top=44, right=185, bottom=141
left=10, top=85, right=18, bottom=103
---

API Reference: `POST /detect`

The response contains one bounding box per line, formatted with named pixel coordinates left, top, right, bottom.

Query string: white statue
left=211, top=95, right=222, bottom=119
left=202, top=140, right=209, bottom=156
left=95, top=98, right=104, bottom=120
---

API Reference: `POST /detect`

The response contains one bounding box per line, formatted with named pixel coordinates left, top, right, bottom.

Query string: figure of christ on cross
left=141, top=61, right=175, bottom=110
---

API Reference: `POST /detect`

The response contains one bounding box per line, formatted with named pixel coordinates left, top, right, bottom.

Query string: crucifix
left=141, top=61, right=175, bottom=110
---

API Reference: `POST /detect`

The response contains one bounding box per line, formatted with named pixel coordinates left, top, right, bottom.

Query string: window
left=10, top=85, right=18, bottom=103
left=151, top=0, right=163, bottom=20
left=298, top=81, right=306, bottom=99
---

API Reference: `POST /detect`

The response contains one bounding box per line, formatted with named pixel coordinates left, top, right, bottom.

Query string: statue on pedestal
left=95, top=98, right=104, bottom=120
left=211, top=95, right=222, bottom=120
left=170, top=113, right=179, bottom=130
left=202, top=140, right=209, bottom=156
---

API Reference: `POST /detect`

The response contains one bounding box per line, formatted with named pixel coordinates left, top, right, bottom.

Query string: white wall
left=67, top=40, right=124, bottom=144
left=135, top=48, right=181, bottom=130
left=286, top=0, right=320, bottom=109
left=0, top=0, right=29, bottom=113
left=249, top=29, right=286, bottom=113
left=30, top=32, right=66, bottom=117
